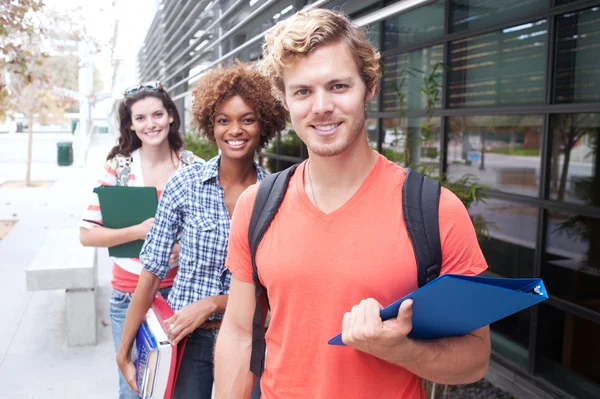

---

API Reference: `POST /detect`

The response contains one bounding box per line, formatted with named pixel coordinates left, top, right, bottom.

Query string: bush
left=382, top=147, right=404, bottom=163
left=184, top=133, right=219, bottom=160
left=264, top=129, right=307, bottom=172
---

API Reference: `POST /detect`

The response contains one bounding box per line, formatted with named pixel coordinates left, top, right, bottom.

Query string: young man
left=215, top=8, right=491, bottom=399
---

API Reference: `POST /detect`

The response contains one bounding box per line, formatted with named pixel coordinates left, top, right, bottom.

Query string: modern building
left=137, top=1, right=600, bottom=398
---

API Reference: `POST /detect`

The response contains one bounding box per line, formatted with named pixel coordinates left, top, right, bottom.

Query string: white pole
left=77, top=39, right=94, bottom=166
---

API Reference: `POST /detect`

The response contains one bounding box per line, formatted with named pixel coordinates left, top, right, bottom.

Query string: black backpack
left=247, top=164, right=442, bottom=379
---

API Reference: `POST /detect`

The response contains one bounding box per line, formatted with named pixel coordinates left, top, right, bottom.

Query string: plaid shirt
left=141, top=155, right=267, bottom=316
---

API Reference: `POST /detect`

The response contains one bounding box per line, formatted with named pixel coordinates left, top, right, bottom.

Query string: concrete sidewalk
left=0, top=133, right=118, bottom=398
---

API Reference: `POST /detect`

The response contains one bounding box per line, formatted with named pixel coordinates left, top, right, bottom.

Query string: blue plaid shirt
left=141, top=155, right=267, bottom=317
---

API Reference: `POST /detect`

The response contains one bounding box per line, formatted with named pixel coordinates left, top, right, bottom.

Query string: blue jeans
left=173, top=328, right=218, bottom=399
left=110, top=287, right=171, bottom=399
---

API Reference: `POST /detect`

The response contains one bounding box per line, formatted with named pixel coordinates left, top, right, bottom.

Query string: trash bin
left=57, top=142, right=73, bottom=166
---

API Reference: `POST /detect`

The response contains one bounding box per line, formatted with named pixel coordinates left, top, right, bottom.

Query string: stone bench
left=26, top=228, right=98, bottom=347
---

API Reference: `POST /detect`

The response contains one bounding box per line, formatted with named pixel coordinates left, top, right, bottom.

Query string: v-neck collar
left=295, top=154, right=384, bottom=224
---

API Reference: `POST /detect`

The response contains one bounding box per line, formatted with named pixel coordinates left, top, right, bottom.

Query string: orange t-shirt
left=226, top=154, right=488, bottom=399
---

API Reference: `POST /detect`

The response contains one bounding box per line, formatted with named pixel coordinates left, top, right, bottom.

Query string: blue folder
left=328, top=274, right=548, bottom=346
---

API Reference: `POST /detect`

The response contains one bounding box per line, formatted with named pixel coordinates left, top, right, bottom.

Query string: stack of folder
left=133, top=295, right=186, bottom=399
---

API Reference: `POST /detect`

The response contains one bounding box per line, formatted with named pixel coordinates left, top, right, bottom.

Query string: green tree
left=10, top=58, right=76, bottom=185
left=184, top=133, right=219, bottom=160
left=3, top=3, right=79, bottom=185
left=0, top=0, right=45, bottom=119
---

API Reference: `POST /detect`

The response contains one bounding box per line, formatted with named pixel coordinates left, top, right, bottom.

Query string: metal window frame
left=136, top=0, right=600, bottom=395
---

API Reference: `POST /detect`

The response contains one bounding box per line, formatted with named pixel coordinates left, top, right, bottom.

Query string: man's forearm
left=214, top=327, right=255, bottom=399
left=380, top=327, right=490, bottom=384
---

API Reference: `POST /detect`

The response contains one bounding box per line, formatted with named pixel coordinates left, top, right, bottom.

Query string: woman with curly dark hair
left=117, top=63, right=288, bottom=398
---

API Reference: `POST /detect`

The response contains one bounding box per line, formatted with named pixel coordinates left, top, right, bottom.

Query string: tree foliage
left=0, top=0, right=45, bottom=119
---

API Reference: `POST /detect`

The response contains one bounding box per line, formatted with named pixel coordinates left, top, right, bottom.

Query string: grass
left=486, top=148, right=539, bottom=157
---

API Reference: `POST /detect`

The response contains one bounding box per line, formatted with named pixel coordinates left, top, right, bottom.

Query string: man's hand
left=164, top=297, right=217, bottom=345
left=168, top=242, right=180, bottom=266
left=117, top=351, right=139, bottom=394
left=341, top=298, right=414, bottom=361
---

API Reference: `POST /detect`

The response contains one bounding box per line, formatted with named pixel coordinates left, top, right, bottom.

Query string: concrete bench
left=26, top=228, right=98, bottom=347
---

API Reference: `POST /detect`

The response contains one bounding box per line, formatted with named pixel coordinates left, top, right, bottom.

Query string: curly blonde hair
left=191, top=62, right=289, bottom=148
left=261, top=8, right=382, bottom=97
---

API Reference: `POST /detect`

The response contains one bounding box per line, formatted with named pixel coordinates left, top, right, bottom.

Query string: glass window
left=554, top=7, right=600, bottom=103
left=364, top=23, right=380, bottom=50
left=447, top=115, right=543, bottom=196
left=448, top=20, right=548, bottom=108
left=470, top=198, right=537, bottom=278
left=549, top=113, right=599, bottom=203
left=381, top=117, right=441, bottom=170
left=555, top=0, right=584, bottom=5
left=367, top=118, right=379, bottom=150
left=383, top=0, right=445, bottom=50
left=543, top=209, right=600, bottom=314
left=368, top=96, right=379, bottom=113
left=263, top=128, right=307, bottom=172
left=381, top=45, right=444, bottom=112
left=450, top=0, right=547, bottom=33
left=535, top=305, right=600, bottom=398
left=350, top=3, right=381, bottom=49
left=474, top=197, right=537, bottom=369
left=490, top=313, right=530, bottom=370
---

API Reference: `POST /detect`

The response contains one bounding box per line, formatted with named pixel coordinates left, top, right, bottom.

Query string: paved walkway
left=0, top=132, right=118, bottom=398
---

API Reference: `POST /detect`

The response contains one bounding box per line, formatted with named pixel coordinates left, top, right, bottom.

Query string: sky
left=43, top=0, right=158, bottom=115
left=44, top=0, right=157, bottom=95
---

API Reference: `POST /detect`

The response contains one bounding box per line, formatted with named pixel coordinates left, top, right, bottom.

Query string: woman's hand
left=168, top=242, right=180, bottom=266
left=164, top=298, right=217, bottom=345
left=136, top=217, right=155, bottom=240
left=117, top=350, right=139, bottom=394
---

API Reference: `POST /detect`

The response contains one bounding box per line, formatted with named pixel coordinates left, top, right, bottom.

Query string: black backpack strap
left=402, top=168, right=442, bottom=288
left=248, top=164, right=299, bottom=377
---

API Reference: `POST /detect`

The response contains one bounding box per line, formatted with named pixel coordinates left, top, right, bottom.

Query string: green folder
left=93, top=186, right=159, bottom=258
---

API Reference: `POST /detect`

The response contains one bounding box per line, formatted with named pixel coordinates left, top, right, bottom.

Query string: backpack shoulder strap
left=248, top=163, right=299, bottom=377
left=114, top=154, right=132, bottom=186
left=402, top=168, right=442, bottom=288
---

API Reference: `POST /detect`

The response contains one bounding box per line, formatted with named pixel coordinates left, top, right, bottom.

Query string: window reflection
left=554, top=7, right=600, bottom=103
left=448, top=20, right=547, bottom=108
left=263, top=128, right=306, bottom=172
left=543, top=210, right=600, bottom=314
left=366, top=118, right=378, bottom=150
left=380, top=117, right=440, bottom=170
left=491, top=313, right=530, bottom=370
left=450, top=0, right=546, bottom=33
left=550, top=114, right=600, bottom=204
left=470, top=199, right=536, bottom=278
left=383, top=0, right=445, bottom=49
left=536, top=305, right=600, bottom=398
left=382, top=45, right=444, bottom=112
left=448, top=115, right=543, bottom=196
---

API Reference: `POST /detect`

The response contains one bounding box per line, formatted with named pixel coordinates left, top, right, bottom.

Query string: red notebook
left=150, top=293, right=187, bottom=399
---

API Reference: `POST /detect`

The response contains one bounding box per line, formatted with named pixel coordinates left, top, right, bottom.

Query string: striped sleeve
left=80, top=158, right=118, bottom=229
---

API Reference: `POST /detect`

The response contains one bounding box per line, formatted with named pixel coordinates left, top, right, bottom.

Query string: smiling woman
left=115, top=62, right=288, bottom=399
left=79, top=82, right=203, bottom=399
left=191, top=62, right=288, bottom=150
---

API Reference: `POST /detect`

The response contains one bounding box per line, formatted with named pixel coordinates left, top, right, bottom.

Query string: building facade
left=138, top=1, right=600, bottom=398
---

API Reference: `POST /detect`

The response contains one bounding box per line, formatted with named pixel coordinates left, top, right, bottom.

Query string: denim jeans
left=173, top=327, right=218, bottom=399
left=110, top=287, right=171, bottom=399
